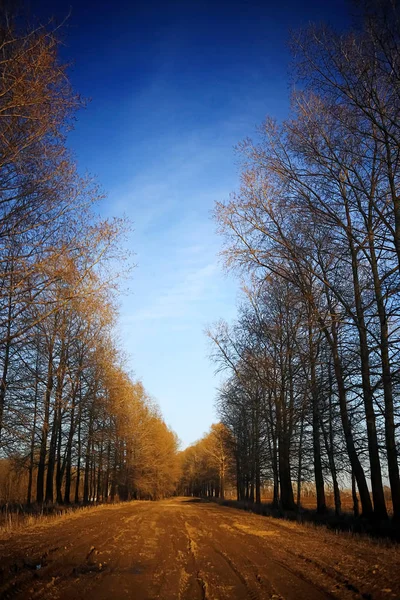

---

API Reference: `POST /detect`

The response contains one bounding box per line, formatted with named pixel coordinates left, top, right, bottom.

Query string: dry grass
left=212, top=497, right=400, bottom=542
left=0, top=502, right=125, bottom=539
left=260, top=492, right=393, bottom=513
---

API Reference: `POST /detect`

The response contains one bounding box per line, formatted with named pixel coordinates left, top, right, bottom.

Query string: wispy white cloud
left=123, top=261, right=218, bottom=322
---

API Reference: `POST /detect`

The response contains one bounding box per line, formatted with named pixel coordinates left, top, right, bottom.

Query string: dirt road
left=0, top=498, right=398, bottom=600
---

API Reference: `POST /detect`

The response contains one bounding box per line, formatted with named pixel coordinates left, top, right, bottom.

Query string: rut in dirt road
left=0, top=498, right=399, bottom=600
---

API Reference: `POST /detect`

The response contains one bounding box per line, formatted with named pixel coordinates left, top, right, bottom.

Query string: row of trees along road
left=0, top=10, right=179, bottom=504
left=208, top=0, right=400, bottom=522
left=178, top=424, right=234, bottom=499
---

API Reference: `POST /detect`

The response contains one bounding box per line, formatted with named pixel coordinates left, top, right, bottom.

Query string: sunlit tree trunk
left=27, top=342, right=40, bottom=505
left=308, top=315, right=326, bottom=514
left=37, top=333, right=55, bottom=504
left=367, top=231, right=400, bottom=519
left=344, top=198, right=387, bottom=520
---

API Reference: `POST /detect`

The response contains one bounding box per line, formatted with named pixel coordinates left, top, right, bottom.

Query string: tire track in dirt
left=209, top=507, right=339, bottom=600
left=183, top=518, right=211, bottom=599
left=181, top=501, right=337, bottom=600
left=142, top=507, right=201, bottom=600
left=185, top=502, right=336, bottom=600
left=206, top=505, right=372, bottom=600
left=281, top=548, right=372, bottom=599
left=212, top=548, right=262, bottom=600
left=183, top=508, right=268, bottom=599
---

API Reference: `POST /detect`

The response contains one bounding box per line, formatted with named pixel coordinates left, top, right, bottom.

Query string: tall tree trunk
left=324, top=362, right=341, bottom=515
left=382, top=130, right=400, bottom=270
left=104, top=436, right=112, bottom=501
left=329, top=328, right=373, bottom=517
left=83, top=414, right=94, bottom=504
left=36, top=340, right=54, bottom=504
left=318, top=290, right=373, bottom=518
left=279, top=432, right=295, bottom=510
left=345, top=201, right=387, bottom=519
left=74, top=396, right=82, bottom=504
left=352, top=471, right=359, bottom=518
left=368, top=234, right=400, bottom=519
left=267, top=393, right=279, bottom=507
left=96, top=434, right=104, bottom=502
left=110, top=433, right=118, bottom=502
left=278, top=396, right=295, bottom=510
left=46, top=334, right=67, bottom=504
left=308, top=318, right=327, bottom=514
left=45, top=402, right=58, bottom=503
left=56, top=410, right=63, bottom=504
left=27, top=344, right=40, bottom=505
left=64, top=404, right=75, bottom=504
left=0, top=261, right=14, bottom=446
left=320, top=413, right=341, bottom=516
left=297, top=405, right=305, bottom=511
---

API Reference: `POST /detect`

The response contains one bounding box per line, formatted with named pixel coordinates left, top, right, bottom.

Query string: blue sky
left=31, top=0, right=348, bottom=448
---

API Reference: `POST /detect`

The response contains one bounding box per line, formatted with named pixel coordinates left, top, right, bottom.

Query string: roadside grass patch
left=0, top=501, right=129, bottom=538
left=209, top=498, right=400, bottom=543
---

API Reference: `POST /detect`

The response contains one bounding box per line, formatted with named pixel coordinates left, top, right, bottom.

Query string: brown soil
left=0, top=497, right=398, bottom=600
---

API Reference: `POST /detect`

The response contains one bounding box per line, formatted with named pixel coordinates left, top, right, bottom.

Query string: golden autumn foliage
left=0, top=7, right=179, bottom=506
left=179, top=424, right=235, bottom=499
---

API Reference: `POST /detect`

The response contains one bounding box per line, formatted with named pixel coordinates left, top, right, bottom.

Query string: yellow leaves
left=100, top=363, right=179, bottom=499
left=179, top=422, right=235, bottom=494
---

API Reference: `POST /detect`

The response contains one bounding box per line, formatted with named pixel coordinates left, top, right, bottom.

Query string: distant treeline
left=201, top=0, right=400, bottom=522
left=0, top=8, right=179, bottom=505
left=178, top=424, right=232, bottom=499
